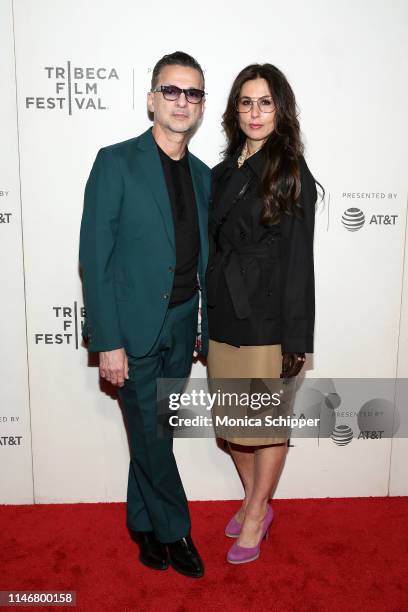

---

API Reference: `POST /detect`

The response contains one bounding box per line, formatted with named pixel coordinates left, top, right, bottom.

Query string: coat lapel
left=135, top=127, right=208, bottom=270
left=136, top=128, right=175, bottom=251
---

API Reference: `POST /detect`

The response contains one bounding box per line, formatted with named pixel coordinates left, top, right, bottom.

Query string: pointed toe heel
left=227, top=504, right=273, bottom=565
left=225, top=515, right=242, bottom=538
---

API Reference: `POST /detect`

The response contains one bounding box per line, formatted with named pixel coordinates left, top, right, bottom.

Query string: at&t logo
left=341, top=207, right=398, bottom=231
left=341, top=208, right=365, bottom=231
left=0, top=436, right=23, bottom=446
left=331, top=424, right=353, bottom=445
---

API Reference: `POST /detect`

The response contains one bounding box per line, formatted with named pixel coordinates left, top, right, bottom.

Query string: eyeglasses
left=236, top=96, right=275, bottom=113
left=151, top=85, right=206, bottom=104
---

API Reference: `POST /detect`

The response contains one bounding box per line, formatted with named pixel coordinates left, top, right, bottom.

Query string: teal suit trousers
left=118, top=293, right=198, bottom=543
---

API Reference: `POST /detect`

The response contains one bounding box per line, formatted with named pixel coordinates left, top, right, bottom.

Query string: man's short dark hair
left=151, top=51, right=205, bottom=90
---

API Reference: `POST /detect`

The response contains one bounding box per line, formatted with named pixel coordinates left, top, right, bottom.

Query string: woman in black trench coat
left=206, top=63, right=322, bottom=564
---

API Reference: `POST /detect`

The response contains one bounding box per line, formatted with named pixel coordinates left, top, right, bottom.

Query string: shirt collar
left=156, top=142, right=189, bottom=165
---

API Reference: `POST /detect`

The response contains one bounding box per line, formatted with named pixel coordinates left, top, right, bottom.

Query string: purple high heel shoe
left=225, top=514, right=243, bottom=538
left=227, top=504, right=273, bottom=564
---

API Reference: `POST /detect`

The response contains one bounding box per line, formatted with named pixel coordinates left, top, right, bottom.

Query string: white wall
left=1, top=0, right=407, bottom=502
left=390, top=203, right=408, bottom=495
left=0, top=0, right=33, bottom=503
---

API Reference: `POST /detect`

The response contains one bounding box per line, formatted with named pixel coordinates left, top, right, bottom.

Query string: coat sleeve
left=280, top=156, right=317, bottom=353
left=79, top=147, right=124, bottom=352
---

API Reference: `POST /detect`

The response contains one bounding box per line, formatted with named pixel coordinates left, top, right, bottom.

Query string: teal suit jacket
left=79, top=127, right=211, bottom=357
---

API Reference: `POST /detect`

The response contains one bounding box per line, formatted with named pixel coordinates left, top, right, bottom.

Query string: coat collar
left=136, top=126, right=157, bottom=152
left=136, top=126, right=192, bottom=160
left=244, top=147, right=265, bottom=177
left=216, top=146, right=265, bottom=179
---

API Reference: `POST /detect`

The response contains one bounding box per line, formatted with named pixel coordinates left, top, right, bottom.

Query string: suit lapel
left=136, top=128, right=175, bottom=251
left=135, top=127, right=208, bottom=268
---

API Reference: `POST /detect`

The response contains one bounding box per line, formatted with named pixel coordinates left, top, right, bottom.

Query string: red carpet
left=1, top=498, right=407, bottom=611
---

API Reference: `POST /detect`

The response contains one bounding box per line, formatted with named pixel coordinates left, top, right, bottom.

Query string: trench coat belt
left=208, top=239, right=280, bottom=320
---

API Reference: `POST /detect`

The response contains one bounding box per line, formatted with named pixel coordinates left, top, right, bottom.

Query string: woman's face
left=237, top=78, right=276, bottom=143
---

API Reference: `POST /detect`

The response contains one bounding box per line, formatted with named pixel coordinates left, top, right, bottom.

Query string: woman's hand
left=280, top=352, right=306, bottom=378
left=193, top=335, right=207, bottom=365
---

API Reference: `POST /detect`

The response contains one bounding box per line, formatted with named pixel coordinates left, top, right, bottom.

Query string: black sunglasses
left=151, top=84, right=206, bottom=104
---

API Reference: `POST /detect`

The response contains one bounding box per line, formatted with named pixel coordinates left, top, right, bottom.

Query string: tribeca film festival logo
left=341, top=192, right=399, bottom=232
left=25, top=63, right=119, bottom=115
left=34, top=303, right=85, bottom=348
left=0, top=188, right=12, bottom=225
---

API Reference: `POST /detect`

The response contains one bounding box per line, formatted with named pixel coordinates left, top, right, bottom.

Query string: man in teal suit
left=79, top=52, right=210, bottom=578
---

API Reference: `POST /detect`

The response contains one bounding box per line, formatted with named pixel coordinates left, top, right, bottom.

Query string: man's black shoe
left=167, top=535, right=204, bottom=578
left=130, top=530, right=169, bottom=570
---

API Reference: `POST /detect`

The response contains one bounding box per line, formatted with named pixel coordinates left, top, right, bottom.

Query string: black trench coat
left=205, top=149, right=317, bottom=354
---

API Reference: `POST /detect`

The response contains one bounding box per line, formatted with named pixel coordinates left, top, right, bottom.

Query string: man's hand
left=280, top=352, right=306, bottom=378
left=99, top=348, right=129, bottom=387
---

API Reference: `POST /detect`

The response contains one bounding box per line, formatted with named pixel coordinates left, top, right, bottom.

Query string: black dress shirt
left=206, top=149, right=317, bottom=353
left=157, top=145, right=199, bottom=306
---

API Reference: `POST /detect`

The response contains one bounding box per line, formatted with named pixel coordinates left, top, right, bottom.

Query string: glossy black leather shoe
left=130, top=530, right=169, bottom=570
left=167, top=535, right=204, bottom=578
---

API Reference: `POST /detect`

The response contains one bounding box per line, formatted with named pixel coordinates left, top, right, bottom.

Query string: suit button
left=209, top=265, right=215, bottom=272
left=240, top=231, right=247, bottom=240
left=240, top=267, right=245, bottom=275
left=163, top=293, right=169, bottom=299
left=267, top=289, right=273, bottom=296
left=267, top=237, right=275, bottom=245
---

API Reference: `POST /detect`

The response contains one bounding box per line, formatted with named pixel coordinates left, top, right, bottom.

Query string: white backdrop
left=1, top=0, right=408, bottom=503
left=0, top=0, right=33, bottom=503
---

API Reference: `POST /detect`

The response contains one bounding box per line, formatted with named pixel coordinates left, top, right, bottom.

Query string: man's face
left=147, top=64, right=205, bottom=134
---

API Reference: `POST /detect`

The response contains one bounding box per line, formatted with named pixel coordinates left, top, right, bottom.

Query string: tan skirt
left=207, top=340, right=290, bottom=446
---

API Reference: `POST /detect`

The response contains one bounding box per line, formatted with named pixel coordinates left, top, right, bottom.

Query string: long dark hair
left=222, top=63, right=304, bottom=225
